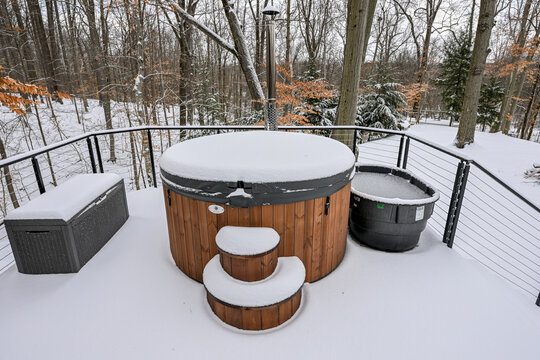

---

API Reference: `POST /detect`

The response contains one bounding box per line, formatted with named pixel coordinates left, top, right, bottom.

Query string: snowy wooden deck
left=0, top=188, right=538, bottom=359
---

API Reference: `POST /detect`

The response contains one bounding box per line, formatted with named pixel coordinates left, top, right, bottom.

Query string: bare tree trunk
left=361, top=0, right=378, bottom=64
left=125, top=106, right=140, bottom=190
left=468, top=0, right=476, bottom=44
left=285, top=0, right=292, bottom=78
left=11, top=0, right=38, bottom=81
left=520, top=63, right=540, bottom=138
left=26, top=0, right=61, bottom=98
left=44, top=0, right=66, bottom=89
left=82, top=0, right=116, bottom=161
left=33, top=104, right=57, bottom=186
left=64, top=0, right=87, bottom=107
left=526, top=101, right=539, bottom=140
left=498, top=0, right=532, bottom=134
left=220, top=0, right=265, bottom=107
left=455, top=0, right=497, bottom=148
left=177, top=2, right=197, bottom=125
left=99, top=0, right=115, bottom=162
left=0, top=137, right=20, bottom=209
left=509, top=26, right=540, bottom=128
left=332, top=0, right=370, bottom=150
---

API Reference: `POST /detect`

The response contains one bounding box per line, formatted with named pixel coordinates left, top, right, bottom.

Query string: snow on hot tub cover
left=160, top=131, right=355, bottom=207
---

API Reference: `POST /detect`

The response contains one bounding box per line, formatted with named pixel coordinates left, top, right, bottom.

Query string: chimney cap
left=262, top=5, right=280, bottom=16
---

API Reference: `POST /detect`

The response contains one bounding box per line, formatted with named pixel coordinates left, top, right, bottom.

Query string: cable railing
left=0, top=125, right=538, bottom=306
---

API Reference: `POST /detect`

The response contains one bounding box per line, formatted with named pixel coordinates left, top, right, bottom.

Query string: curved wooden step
left=206, top=288, right=302, bottom=331
left=216, top=226, right=279, bottom=282
left=203, top=255, right=305, bottom=330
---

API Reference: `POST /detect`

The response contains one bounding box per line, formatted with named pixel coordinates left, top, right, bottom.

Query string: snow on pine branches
left=356, top=81, right=407, bottom=130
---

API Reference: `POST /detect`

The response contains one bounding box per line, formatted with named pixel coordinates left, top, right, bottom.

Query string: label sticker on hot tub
left=208, top=205, right=224, bottom=214
left=415, top=206, right=425, bottom=221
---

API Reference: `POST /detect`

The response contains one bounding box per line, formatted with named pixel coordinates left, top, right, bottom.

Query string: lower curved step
left=203, top=255, right=305, bottom=330
left=207, top=289, right=302, bottom=331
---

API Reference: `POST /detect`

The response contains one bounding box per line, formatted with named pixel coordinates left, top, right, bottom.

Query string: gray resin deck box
left=5, top=174, right=129, bottom=274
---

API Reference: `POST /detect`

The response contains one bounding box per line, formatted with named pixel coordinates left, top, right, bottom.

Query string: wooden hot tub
left=160, top=131, right=355, bottom=283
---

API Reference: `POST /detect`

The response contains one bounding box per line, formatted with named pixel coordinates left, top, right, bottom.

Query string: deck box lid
left=5, top=174, right=122, bottom=221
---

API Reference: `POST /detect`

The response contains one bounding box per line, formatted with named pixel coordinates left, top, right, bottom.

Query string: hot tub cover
left=160, top=131, right=355, bottom=207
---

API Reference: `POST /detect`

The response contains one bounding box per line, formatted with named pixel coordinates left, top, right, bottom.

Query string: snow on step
left=203, top=255, right=305, bottom=307
left=159, top=131, right=355, bottom=183
left=216, top=226, right=279, bottom=256
left=5, top=174, right=122, bottom=221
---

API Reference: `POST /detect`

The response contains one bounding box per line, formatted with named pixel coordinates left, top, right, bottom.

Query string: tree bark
left=26, top=0, right=61, bottom=97
left=509, top=25, right=540, bottom=128
left=455, top=0, right=497, bottom=148
left=64, top=0, right=87, bottom=105
left=82, top=0, right=116, bottom=161
left=220, top=0, right=265, bottom=106
left=520, top=63, right=540, bottom=139
left=285, top=0, right=292, bottom=72
left=0, top=137, right=20, bottom=209
left=10, top=0, right=38, bottom=81
left=332, top=0, right=370, bottom=150
left=497, top=0, right=532, bottom=134
left=361, top=0, right=378, bottom=64
left=44, top=0, right=65, bottom=89
left=526, top=100, right=539, bottom=140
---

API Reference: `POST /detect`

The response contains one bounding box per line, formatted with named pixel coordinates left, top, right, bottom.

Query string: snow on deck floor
left=0, top=189, right=538, bottom=360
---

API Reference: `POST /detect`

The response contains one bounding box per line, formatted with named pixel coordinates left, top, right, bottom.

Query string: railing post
left=147, top=129, right=157, bottom=188
left=444, top=161, right=470, bottom=248
left=444, top=161, right=464, bottom=244
left=402, top=137, right=410, bottom=169
left=86, top=138, right=97, bottom=173
left=93, top=136, right=104, bottom=173
left=31, top=157, right=46, bottom=194
left=352, top=129, right=358, bottom=158
left=397, top=135, right=405, bottom=167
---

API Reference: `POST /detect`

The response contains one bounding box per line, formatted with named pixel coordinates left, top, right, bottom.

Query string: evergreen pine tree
left=356, top=80, right=407, bottom=129
left=435, top=31, right=472, bottom=125
left=478, top=77, right=505, bottom=131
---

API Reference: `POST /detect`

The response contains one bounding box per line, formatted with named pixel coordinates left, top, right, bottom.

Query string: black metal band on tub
left=160, top=166, right=354, bottom=208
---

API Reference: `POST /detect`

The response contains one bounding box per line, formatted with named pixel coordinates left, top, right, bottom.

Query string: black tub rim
left=351, top=163, right=440, bottom=206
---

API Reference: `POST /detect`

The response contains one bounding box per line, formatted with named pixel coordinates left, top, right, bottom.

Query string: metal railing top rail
left=0, top=125, right=537, bottom=214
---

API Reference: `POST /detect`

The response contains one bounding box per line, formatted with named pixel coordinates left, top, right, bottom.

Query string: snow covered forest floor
left=1, top=99, right=539, bottom=300
left=407, top=123, right=539, bottom=202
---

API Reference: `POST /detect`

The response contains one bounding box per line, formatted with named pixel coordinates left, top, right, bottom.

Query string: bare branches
left=164, top=1, right=238, bottom=57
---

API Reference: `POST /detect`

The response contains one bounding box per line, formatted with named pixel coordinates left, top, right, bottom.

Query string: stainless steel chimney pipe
left=262, top=5, right=280, bottom=131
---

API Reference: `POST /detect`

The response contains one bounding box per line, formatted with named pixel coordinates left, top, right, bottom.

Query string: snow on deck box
left=5, top=174, right=129, bottom=274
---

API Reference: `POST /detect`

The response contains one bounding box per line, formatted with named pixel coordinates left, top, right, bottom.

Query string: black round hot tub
left=349, top=164, right=439, bottom=252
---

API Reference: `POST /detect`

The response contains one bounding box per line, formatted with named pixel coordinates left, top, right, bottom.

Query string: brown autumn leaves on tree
left=0, top=0, right=538, bottom=155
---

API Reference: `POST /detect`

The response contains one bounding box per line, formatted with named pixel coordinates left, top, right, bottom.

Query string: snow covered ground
left=407, top=124, right=539, bottom=203
left=0, top=189, right=538, bottom=360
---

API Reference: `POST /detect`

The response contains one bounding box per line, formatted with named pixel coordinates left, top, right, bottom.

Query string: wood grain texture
left=218, top=247, right=278, bottom=282
left=164, top=183, right=350, bottom=282
left=207, top=289, right=302, bottom=331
